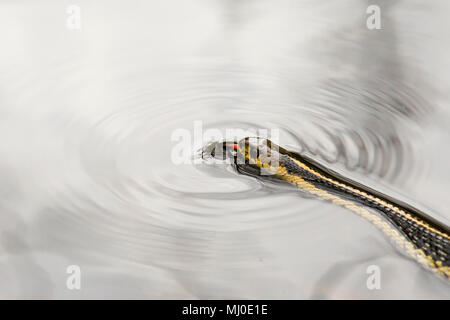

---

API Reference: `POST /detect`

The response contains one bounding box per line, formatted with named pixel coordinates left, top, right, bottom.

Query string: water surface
left=1, top=0, right=450, bottom=298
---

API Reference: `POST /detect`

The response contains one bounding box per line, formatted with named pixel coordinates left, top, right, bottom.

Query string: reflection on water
left=0, top=0, right=450, bottom=298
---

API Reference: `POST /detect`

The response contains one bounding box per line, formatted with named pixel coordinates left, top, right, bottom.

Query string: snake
left=206, top=137, right=450, bottom=279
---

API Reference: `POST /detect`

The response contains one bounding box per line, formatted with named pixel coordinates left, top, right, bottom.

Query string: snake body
left=221, top=137, right=450, bottom=279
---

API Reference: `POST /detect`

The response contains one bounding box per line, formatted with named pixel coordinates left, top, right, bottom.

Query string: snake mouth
left=202, top=141, right=238, bottom=161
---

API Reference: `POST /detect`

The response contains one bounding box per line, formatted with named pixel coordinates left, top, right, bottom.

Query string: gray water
left=1, top=0, right=450, bottom=299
